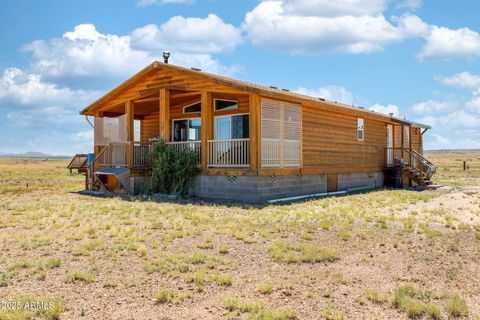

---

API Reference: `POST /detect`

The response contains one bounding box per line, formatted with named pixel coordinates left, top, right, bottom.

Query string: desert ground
left=0, top=150, right=479, bottom=320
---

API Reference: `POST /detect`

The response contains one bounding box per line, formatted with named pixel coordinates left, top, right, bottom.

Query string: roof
left=81, top=61, right=431, bottom=129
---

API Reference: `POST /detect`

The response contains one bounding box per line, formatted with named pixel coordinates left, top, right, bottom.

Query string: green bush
left=146, top=140, right=200, bottom=197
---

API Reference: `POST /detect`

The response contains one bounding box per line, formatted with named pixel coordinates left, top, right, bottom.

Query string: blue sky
left=1, top=0, right=479, bottom=155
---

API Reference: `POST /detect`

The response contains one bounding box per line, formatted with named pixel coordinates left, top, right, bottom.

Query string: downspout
left=84, top=116, right=94, bottom=129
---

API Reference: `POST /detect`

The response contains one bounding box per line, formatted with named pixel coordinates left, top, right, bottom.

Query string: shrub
left=320, top=304, right=344, bottom=320
left=45, top=258, right=61, bottom=269
left=0, top=271, right=14, bottom=287
left=446, top=294, right=468, bottom=318
left=65, top=271, right=95, bottom=283
left=223, top=297, right=295, bottom=320
left=154, top=289, right=191, bottom=305
left=267, top=241, right=340, bottom=264
left=258, top=283, right=274, bottom=295
left=393, top=285, right=440, bottom=319
left=146, top=140, right=200, bottom=197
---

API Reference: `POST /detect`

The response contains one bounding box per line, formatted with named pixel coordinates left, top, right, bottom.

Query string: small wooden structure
left=80, top=61, right=436, bottom=202
left=67, top=154, right=88, bottom=174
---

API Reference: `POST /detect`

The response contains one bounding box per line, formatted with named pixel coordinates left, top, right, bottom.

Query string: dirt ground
left=0, top=152, right=479, bottom=319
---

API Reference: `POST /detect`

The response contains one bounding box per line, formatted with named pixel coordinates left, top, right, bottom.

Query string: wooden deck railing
left=167, top=141, right=201, bottom=165
left=132, top=142, right=151, bottom=168
left=386, top=147, right=437, bottom=182
left=208, top=139, right=250, bottom=168
left=91, top=138, right=251, bottom=175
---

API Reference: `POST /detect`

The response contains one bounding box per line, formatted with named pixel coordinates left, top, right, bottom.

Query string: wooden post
left=201, top=91, right=212, bottom=172
left=249, top=94, right=261, bottom=170
left=126, top=101, right=134, bottom=166
left=126, top=101, right=134, bottom=142
left=409, top=126, right=413, bottom=165
left=159, top=89, right=170, bottom=141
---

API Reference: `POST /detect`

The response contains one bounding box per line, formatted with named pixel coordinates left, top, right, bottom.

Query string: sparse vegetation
left=155, top=289, right=191, bottom=304
left=446, top=294, right=468, bottom=318
left=0, top=153, right=478, bottom=318
left=393, top=285, right=441, bottom=319
left=223, top=297, right=296, bottom=320
left=65, top=271, right=95, bottom=283
left=258, top=283, right=274, bottom=295
left=0, top=296, right=63, bottom=320
left=267, top=241, right=340, bottom=264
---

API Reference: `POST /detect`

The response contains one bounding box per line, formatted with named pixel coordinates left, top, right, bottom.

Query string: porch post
left=249, top=94, right=261, bottom=170
left=159, top=88, right=170, bottom=141
left=126, top=101, right=134, bottom=142
left=201, top=91, right=212, bottom=172
left=126, top=101, right=134, bottom=166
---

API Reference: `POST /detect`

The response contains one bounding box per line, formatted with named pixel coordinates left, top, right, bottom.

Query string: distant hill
left=0, top=151, right=71, bottom=159
left=425, top=149, right=480, bottom=154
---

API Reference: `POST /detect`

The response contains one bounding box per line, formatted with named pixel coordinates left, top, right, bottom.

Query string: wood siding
left=411, top=126, right=422, bottom=154
left=302, top=106, right=387, bottom=173
left=141, top=112, right=159, bottom=142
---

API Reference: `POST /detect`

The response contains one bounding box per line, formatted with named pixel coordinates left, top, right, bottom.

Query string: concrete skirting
left=193, top=174, right=327, bottom=203
left=128, top=171, right=384, bottom=203
left=338, top=172, right=384, bottom=191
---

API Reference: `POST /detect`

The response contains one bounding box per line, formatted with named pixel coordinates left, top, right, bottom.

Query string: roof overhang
left=81, top=61, right=431, bottom=129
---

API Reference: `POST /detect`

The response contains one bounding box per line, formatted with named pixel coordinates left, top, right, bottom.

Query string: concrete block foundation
left=129, top=172, right=384, bottom=203
left=338, top=172, right=384, bottom=191
left=193, top=174, right=328, bottom=203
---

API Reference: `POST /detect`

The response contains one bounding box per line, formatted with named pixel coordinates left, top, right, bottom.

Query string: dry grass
left=0, top=154, right=479, bottom=319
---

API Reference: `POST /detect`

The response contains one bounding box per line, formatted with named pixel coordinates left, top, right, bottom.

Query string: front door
left=387, top=124, right=393, bottom=166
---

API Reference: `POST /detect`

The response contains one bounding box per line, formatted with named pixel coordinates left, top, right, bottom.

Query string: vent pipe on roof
left=163, top=51, right=170, bottom=64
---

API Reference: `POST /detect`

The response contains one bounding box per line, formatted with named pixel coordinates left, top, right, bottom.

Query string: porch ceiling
left=96, top=90, right=202, bottom=118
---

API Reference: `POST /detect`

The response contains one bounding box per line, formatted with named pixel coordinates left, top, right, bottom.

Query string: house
left=81, top=60, right=436, bottom=202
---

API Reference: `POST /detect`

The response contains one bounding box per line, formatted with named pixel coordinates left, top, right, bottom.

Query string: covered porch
left=91, top=88, right=259, bottom=173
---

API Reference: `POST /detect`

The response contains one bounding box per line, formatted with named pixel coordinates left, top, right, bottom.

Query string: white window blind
left=94, top=114, right=128, bottom=146
left=261, top=99, right=302, bottom=168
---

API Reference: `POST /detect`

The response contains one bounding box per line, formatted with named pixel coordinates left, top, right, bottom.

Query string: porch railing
left=92, top=138, right=251, bottom=173
left=167, top=141, right=201, bottom=165
left=386, top=147, right=437, bottom=181
left=132, top=142, right=151, bottom=168
left=208, top=138, right=250, bottom=168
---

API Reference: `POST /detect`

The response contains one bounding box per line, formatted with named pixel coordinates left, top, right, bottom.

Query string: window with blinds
left=261, top=99, right=302, bottom=168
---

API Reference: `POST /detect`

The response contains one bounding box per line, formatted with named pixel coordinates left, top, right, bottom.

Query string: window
left=172, top=119, right=201, bottom=142
left=183, top=102, right=201, bottom=114
left=357, top=118, right=364, bottom=141
left=214, top=99, right=238, bottom=111
left=134, top=120, right=141, bottom=142
left=215, top=114, right=249, bottom=140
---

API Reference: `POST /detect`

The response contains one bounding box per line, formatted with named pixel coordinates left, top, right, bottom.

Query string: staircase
left=387, top=148, right=437, bottom=186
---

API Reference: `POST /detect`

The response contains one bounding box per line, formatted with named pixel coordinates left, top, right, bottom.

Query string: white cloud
left=243, top=0, right=428, bottom=54
left=23, top=22, right=241, bottom=86
left=281, top=0, right=386, bottom=17
left=137, top=0, right=194, bottom=6
left=411, top=99, right=456, bottom=114
left=411, top=86, right=480, bottom=150
left=0, top=67, right=98, bottom=108
left=24, top=24, right=154, bottom=81
left=295, top=85, right=353, bottom=105
left=396, top=0, right=422, bottom=11
left=368, top=103, right=399, bottom=116
left=417, top=26, right=480, bottom=61
left=466, top=88, right=480, bottom=113
left=436, top=71, right=480, bottom=89
left=131, top=14, right=242, bottom=53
